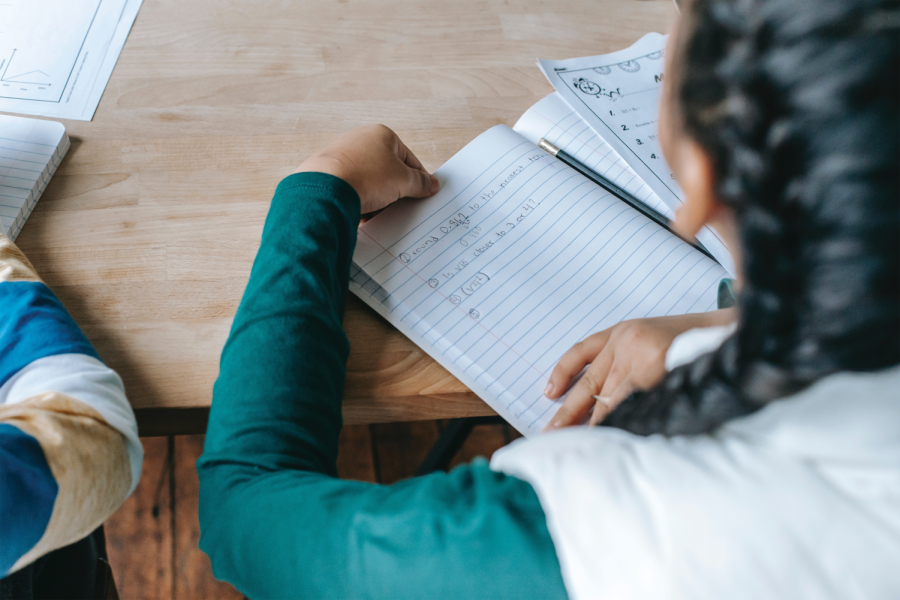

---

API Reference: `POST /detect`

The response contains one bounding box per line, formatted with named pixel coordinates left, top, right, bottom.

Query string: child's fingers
left=396, top=137, right=426, bottom=172
left=399, top=165, right=440, bottom=199
left=390, top=133, right=438, bottom=200
left=546, top=331, right=611, bottom=399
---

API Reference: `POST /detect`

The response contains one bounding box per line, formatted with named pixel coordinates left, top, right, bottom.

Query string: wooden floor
left=105, top=421, right=520, bottom=599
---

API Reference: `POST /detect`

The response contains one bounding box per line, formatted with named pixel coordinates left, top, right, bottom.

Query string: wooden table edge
left=135, top=392, right=498, bottom=436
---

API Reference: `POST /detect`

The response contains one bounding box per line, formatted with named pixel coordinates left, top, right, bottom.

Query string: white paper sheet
left=513, top=92, right=674, bottom=220
left=537, top=35, right=735, bottom=275
left=350, top=125, right=728, bottom=436
left=0, top=0, right=143, bottom=120
left=0, top=114, right=68, bottom=239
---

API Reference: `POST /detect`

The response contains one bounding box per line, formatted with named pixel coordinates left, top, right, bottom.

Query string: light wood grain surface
left=10, top=0, right=677, bottom=435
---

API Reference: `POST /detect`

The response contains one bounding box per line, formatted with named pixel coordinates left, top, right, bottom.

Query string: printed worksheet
left=513, top=92, right=674, bottom=219
left=538, top=34, right=735, bottom=274
left=0, top=0, right=143, bottom=120
left=513, top=92, right=675, bottom=219
left=350, top=125, right=728, bottom=436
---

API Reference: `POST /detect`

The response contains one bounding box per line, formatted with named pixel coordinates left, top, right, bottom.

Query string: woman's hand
left=543, top=309, right=736, bottom=431
left=295, top=124, right=440, bottom=214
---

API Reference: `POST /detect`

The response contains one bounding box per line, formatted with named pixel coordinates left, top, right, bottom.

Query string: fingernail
left=544, top=382, right=554, bottom=397
left=430, top=175, right=440, bottom=193
left=544, top=420, right=562, bottom=432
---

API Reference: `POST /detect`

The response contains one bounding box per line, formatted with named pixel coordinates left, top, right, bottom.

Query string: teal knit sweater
left=197, top=173, right=567, bottom=599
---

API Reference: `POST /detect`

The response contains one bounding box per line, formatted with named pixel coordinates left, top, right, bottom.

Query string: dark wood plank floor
left=105, top=420, right=520, bottom=599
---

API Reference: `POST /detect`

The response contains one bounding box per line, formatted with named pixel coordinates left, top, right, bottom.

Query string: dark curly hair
left=604, top=0, right=900, bottom=435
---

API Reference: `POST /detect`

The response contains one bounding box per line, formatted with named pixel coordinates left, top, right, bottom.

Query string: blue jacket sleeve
left=0, top=423, right=57, bottom=575
left=0, top=235, right=140, bottom=575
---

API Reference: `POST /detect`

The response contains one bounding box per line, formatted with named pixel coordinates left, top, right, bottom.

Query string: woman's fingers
left=543, top=352, right=615, bottom=431
left=597, top=359, right=628, bottom=399
left=546, top=331, right=611, bottom=399
left=588, top=396, right=613, bottom=427
left=543, top=390, right=595, bottom=431
left=588, top=376, right=633, bottom=426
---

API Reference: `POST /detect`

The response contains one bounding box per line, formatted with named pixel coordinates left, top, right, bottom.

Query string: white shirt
left=491, top=327, right=900, bottom=600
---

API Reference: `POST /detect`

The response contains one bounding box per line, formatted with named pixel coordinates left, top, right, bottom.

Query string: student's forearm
left=200, top=173, right=359, bottom=477
left=197, top=174, right=567, bottom=599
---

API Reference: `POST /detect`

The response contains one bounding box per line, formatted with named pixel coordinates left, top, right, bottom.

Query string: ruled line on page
left=392, top=167, right=578, bottom=314
left=514, top=95, right=671, bottom=217
left=358, top=141, right=533, bottom=270
left=356, top=227, right=551, bottom=382
left=406, top=184, right=605, bottom=336
left=379, top=155, right=566, bottom=296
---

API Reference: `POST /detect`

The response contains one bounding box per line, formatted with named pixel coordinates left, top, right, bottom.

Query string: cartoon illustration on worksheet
left=544, top=34, right=678, bottom=210
left=540, top=33, right=735, bottom=275
left=574, top=78, right=622, bottom=100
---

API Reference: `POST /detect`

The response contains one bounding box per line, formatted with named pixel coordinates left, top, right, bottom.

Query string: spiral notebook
left=0, top=114, right=69, bottom=240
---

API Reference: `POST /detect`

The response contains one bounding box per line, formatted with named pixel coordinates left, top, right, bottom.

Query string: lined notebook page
left=350, top=125, right=728, bottom=436
left=514, top=92, right=735, bottom=275
left=536, top=35, right=736, bottom=274
left=513, top=92, right=674, bottom=219
left=0, top=115, right=69, bottom=240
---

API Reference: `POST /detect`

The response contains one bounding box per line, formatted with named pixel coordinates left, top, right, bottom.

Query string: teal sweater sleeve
left=197, top=173, right=567, bottom=600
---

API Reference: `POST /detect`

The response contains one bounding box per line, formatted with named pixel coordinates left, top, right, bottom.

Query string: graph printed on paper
left=0, top=0, right=111, bottom=103
left=0, top=0, right=142, bottom=121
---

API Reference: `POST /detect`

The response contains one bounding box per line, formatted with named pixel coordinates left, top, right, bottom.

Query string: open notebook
left=350, top=35, right=732, bottom=436
left=351, top=122, right=730, bottom=435
left=532, top=33, right=734, bottom=274
left=0, top=114, right=69, bottom=240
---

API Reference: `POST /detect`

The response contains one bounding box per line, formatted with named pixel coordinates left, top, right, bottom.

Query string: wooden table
left=13, top=0, right=676, bottom=436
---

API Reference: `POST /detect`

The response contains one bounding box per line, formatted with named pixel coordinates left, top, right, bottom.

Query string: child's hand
left=543, top=310, right=736, bottom=431
left=295, top=125, right=440, bottom=214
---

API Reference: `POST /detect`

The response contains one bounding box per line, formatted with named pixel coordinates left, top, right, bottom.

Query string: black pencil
left=537, top=137, right=716, bottom=262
